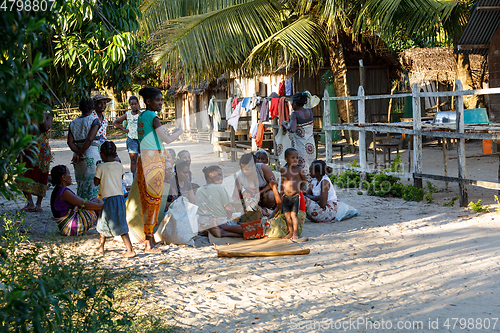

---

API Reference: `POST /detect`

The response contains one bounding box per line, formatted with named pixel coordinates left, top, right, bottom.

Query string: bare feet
left=144, top=247, right=162, bottom=254
left=94, top=246, right=105, bottom=255
left=291, top=233, right=299, bottom=240
left=123, top=250, right=136, bottom=258
left=283, top=233, right=293, bottom=239
left=21, top=205, right=36, bottom=212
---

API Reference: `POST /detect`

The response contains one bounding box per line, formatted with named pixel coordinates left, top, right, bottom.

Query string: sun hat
left=92, top=94, right=111, bottom=103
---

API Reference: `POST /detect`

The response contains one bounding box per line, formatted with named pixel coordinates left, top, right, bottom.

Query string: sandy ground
left=2, top=137, right=500, bottom=332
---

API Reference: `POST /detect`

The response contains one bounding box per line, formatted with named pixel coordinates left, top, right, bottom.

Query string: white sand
left=2, top=138, right=500, bottom=332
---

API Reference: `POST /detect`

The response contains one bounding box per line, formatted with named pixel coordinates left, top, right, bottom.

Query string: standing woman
left=113, top=96, right=142, bottom=177
left=137, top=87, right=183, bottom=253
left=17, top=110, right=53, bottom=212
left=279, top=92, right=316, bottom=174
left=67, top=98, right=101, bottom=200
left=91, top=94, right=111, bottom=143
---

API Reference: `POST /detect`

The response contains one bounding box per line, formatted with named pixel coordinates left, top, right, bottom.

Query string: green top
left=138, top=110, right=162, bottom=150
left=195, top=184, right=231, bottom=218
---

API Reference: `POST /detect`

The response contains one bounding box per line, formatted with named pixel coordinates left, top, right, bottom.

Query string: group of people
left=16, top=87, right=340, bottom=255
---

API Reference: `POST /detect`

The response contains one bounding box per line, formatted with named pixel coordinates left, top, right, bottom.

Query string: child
left=177, top=150, right=200, bottom=191
left=94, top=141, right=135, bottom=257
left=166, top=148, right=176, bottom=165
left=280, top=148, right=307, bottom=239
left=166, top=160, right=196, bottom=209
left=196, top=165, right=242, bottom=238
left=113, top=96, right=142, bottom=177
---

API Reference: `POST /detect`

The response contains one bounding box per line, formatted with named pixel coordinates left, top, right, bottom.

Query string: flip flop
left=21, top=207, right=36, bottom=212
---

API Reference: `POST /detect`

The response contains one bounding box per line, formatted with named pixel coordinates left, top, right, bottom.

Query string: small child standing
left=94, top=141, right=136, bottom=257
left=280, top=148, right=307, bottom=239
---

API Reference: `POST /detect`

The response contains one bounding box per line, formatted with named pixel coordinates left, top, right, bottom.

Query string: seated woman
left=305, top=160, right=338, bottom=223
left=196, top=165, right=242, bottom=238
left=232, top=153, right=281, bottom=216
left=255, top=149, right=269, bottom=165
left=166, top=160, right=196, bottom=209
left=50, top=165, right=103, bottom=236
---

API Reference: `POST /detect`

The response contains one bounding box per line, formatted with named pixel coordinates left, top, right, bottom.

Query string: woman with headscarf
left=277, top=92, right=316, bottom=174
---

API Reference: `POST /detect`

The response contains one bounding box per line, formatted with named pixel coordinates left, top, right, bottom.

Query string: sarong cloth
left=16, top=131, right=51, bottom=197
left=276, top=115, right=315, bottom=172
left=56, top=207, right=98, bottom=236
left=137, top=150, right=165, bottom=236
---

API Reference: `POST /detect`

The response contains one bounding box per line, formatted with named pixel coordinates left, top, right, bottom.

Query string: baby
left=280, top=148, right=306, bottom=239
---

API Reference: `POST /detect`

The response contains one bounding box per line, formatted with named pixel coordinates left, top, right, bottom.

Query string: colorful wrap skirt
left=137, top=150, right=165, bottom=236
left=55, top=207, right=98, bottom=236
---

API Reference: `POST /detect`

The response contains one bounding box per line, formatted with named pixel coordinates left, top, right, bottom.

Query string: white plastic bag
left=334, top=202, right=360, bottom=221
left=155, top=197, right=199, bottom=246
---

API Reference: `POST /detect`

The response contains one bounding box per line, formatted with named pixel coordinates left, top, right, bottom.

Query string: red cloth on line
left=269, top=98, right=279, bottom=119
left=278, top=97, right=290, bottom=122
left=255, top=123, right=265, bottom=147
left=232, top=97, right=239, bottom=110
left=278, top=81, right=286, bottom=96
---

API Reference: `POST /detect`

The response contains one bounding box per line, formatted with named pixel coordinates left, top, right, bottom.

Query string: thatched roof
left=400, top=47, right=487, bottom=86
left=166, top=75, right=228, bottom=97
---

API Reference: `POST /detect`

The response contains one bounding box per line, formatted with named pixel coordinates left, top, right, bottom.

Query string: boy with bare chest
left=280, top=148, right=307, bottom=239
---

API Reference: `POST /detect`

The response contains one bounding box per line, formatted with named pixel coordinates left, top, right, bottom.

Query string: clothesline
left=213, top=96, right=292, bottom=103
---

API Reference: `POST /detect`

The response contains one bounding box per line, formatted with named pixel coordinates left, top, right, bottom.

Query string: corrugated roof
left=457, top=0, right=500, bottom=55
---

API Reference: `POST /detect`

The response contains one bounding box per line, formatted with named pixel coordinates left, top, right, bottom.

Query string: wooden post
left=456, top=80, right=468, bottom=207
left=442, top=137, right=449, bottom=191
left=230, top=126, right=236, bottom=162
left=412, top=83, right=423, bottom=188
left=358, top=86, right=367, bottom=183
left=324, top=89, right=332, bottom=163
left=251, top=107, right=258, bottom=151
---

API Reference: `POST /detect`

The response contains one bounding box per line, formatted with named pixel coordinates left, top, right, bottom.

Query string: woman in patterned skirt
left=17, top=111, right=53, bottom=212
left=137, top=87, right=183, bottom=253
left=67, top=98, right=101, bottom=200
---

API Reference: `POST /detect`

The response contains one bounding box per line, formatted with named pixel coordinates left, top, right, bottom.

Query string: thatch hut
left=400, top=47, right=487, bottom=112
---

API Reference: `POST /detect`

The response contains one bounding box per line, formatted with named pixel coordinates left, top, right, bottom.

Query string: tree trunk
left=329, top=36, right=357, bottom=144
left=455, top=53, right=477, bottom=109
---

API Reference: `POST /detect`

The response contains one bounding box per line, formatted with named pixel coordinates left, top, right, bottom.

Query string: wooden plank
left=412, top=83, right=423, bottom=188
left=230, top=127, right=236, bottom=162
left=324, top=89, right=332, bottom=163
left=357, top=86, right=367, bottom=181
left=415, top=173, right=500, bottom=190
left=456, top=80, right=469, bottom=207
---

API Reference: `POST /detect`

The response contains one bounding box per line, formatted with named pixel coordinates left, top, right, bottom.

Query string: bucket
left=464, top=108, right=490, bottom=124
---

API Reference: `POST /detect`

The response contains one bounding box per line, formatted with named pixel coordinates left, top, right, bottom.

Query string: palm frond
left=351, top=0, right=467, bottom=42
left=148, top=0, right=283, bottom=83
left=140, top=0, right=255, bottom=38
left=243, top=15, right=328, bottom=75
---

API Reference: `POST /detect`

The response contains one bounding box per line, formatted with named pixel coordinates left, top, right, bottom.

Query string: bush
left=468, top=200, right=490, bottom=213
left=331, top=160, right=361, bottom=189
left=0, top=212, right=175, bottom=332
left=402, top=184, right=425, bottom=202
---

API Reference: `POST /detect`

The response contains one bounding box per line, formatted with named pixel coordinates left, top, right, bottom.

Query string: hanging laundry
left=278, top=81, right=286, bottom=96
left=241, top=97, right=251, bottom=111
left=278, top=96, right=290, bottom=122
left=250, top=96, right=261, bottom=110
left=225, top=98, right=233, bottom=120
left=249, top=122, right=259, bottom=138
left=208, top=97, right=221, bottom=131
left=269, top=98, right=279, bottom=119
left=227, top=102, right=242, bottom=131
left=232, top=97, right=239, bottom=110
left=255, top=123, right=265, bottom=147
left=285, top=78, right=293, bottom=96
left=259, top=99, right=269, bottom=122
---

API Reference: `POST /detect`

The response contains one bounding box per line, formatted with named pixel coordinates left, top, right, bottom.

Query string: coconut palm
left=140, top=0, right=469, bottom=122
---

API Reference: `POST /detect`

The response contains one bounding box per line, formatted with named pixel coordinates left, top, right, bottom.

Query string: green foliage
left=390, top=182, right=405, bottom=197
left=444, top=196, right=459, bottom=207
left=48, top=0, right=144, bottom=102
left=402, top=184, right=425, bottom=202
left=364, top=172, right=400, bottom=197
left=468, top=200, right=490, bottom=213
left=0, top=10, right=54, bottom=199
left=0, top=212, right=175, bottom=332
left=494, top=195, right=500, bottom=215
left=424, top=181, right=438, bottom=203
left=331, top=160, right=360, bottom=189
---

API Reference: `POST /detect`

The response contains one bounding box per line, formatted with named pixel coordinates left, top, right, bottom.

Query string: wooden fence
left=323, top=80, right=500, bottom=207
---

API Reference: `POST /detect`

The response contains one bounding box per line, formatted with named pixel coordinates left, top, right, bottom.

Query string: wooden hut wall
left=346, top=66, right=390, bottom=122
left=174, top=92, right=211, bottom=136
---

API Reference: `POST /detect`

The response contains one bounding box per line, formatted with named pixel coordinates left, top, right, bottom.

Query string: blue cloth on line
left=285, top=78, right=293, bottom=96
left=241, top=97, right=252, bottom=111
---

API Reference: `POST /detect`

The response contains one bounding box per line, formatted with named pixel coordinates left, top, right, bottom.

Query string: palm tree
left=140, top=0, right=469, bottom=119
